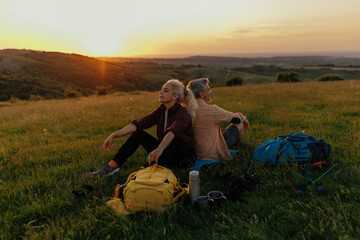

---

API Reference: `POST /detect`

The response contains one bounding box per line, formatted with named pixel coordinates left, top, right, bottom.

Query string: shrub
left=109, top=89, right=120, bottom=94
left=180, top=64, right=196, bottom=69
left=276, top=71, right=301, bottom=82
left=225, top=76, right=244, bottom=86
left=96, top=85, right=112, bottom=95
left=29, top=94, right=44, bottom=101
left=64, top=89, right=83, bottom=98
left=8, top=95, right=21, bottom=103
left=316, top=74, right=345, bottom=82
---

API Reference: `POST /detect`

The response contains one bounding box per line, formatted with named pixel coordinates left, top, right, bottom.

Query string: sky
left=0, top=0, right=359, bottom=57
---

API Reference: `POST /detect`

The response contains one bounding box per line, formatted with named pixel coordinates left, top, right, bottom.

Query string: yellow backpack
left=106, top=165, right=188, bottom=215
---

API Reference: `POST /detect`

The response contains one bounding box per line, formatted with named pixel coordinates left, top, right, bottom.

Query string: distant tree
left=316, top=74, right=344, bottom=82
left=9, top=95, right=21, bottom=103
left=276, top=71, right=300, bottom=82
left=225, top=76, right=244, bottom=86
left=180, top=64, right=196, bottom=69
left=29, top=94, right=44, bottom=101
left=64, top=89, right=83, bottom=98
left=96, top=85, right=112, bottom=95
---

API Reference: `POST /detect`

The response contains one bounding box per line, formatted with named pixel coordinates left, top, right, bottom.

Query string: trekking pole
left=302, top=161, right=339, bottom=185
left=312, top=161, right=339, bottom=184
left=301, top=172, right=315, bottom=185
left=301, top=172, right=324, bottom=193
left=286, top=180, right=303, bottom=195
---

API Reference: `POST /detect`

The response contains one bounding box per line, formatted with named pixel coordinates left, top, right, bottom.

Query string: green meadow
left=1, top=80, right=359, bottom=239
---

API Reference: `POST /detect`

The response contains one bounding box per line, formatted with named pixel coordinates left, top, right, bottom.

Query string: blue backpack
left=253, top=133, right=331, bottom=166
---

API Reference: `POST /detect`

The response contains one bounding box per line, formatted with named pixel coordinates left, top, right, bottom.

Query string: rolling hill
left=0, top=49, right=243, bottom=100
left=99, top=55, right=360, bottom=67
left=1, top=49, right=360, bottom=101
left=0, top=49, right=171, bottom=100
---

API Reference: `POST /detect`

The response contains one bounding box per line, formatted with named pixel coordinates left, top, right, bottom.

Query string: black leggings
left=113, top=130, right=195, bottom=168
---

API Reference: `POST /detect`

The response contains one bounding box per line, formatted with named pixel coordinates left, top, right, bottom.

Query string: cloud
left=231, top=24, right=290, bottom=35
left=232, top=29, right=254, bottom=34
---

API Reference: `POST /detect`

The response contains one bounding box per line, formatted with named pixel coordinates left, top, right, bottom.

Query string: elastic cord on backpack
left=308, top=161, right=327, bottom=167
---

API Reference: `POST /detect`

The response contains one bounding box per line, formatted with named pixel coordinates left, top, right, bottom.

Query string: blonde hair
left=166, top=79, right=198, bottom=124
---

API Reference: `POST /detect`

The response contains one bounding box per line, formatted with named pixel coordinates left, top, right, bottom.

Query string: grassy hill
left=1, top=49, right=360, bottom=101
left=0, top=80, right=359, bottom=239
left=102, top=55, right=360, bottom=83
left=0, top=49, right=171, bottom=100
left=100, top=55, right=360, bottom=67
left=0, top=49, right=243, bottom=100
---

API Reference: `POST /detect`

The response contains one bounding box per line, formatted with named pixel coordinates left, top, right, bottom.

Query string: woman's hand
left=103, top=136, right=114, bottom=152
left=148, top=148, right=163, bottom=165
left=147, top=132, right=174, bottom=165
left=147, top=131, right=174, bottom=165
left=102, top=124, right=137, bottom=152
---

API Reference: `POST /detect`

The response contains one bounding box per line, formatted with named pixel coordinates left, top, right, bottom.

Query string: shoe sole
left=105, top=167, right=120, bottom=176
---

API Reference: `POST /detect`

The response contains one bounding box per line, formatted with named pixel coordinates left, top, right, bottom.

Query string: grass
left=1, top=80, right=360, bottom=239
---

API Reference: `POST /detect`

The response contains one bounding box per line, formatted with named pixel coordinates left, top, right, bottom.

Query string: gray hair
left=165, top=79, right=185, bottom=105
left=186, top=78, right=209, bottom=99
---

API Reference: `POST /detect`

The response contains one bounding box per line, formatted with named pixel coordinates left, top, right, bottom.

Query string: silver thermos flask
left=189, top=170, right=200, bottom=205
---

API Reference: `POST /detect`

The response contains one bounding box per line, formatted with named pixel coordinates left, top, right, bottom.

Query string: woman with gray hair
left=89, top=79, right=197, bottom=177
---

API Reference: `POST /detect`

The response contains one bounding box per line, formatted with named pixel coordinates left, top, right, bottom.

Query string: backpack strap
left=172, top=189, right=186, bottom=203
left=112, top=168, right=144, bottom=199
left=275, top=137, right=288, bottom=165
left=172, top=182, right=189, bottom=203
left=278, top=134, right=317, bottom=142
left=113, top=184, right=123, bottom=199
left=126, top=168, right=142, bottom=182
left=145, top=165, right=159, bottom=180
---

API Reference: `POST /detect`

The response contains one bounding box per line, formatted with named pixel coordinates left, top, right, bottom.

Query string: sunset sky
left=1, top=0, right=359, bottom=57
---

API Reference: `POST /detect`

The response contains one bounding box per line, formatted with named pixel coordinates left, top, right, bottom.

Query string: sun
left=83, top=35, right=122, bottom=56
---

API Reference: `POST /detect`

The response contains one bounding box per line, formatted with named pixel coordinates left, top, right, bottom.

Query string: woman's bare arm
left=103, top=124, right=137, bottom=152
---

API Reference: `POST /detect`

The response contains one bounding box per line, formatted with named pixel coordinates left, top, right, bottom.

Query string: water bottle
left=189, top=170, right=200, bottom=205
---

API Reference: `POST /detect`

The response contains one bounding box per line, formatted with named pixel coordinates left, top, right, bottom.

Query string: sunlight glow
left=0, top=0, right=359, bottom=57
left=82, top=35, right=122, bottom=56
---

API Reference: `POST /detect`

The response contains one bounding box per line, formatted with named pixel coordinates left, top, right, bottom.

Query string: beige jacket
left=193, top=99, right=241, bottom=161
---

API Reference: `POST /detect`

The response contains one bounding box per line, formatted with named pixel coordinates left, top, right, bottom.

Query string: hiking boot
left=231, top=176, right=257, bottom=191
left=89, top=164, right=119, bottom=178
left=244, top=173, right=259, bottom=187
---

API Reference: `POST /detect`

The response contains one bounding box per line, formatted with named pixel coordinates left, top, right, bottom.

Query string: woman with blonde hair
left=89, top=79, right=198, bottom=177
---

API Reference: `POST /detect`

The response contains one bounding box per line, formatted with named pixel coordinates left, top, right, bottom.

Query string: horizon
left=3, top=48, right=360, bottom=59
left=1, top=0, right=359, bottom=57
left=107, top=50, right=360, bottom=59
